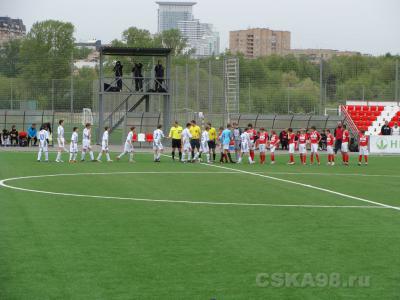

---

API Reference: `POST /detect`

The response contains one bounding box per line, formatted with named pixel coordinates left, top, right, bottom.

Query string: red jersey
left=258, top=132, right=269, bottom=144
left=327, top=133, right=334, bottom=146
left=270, top=134, right=279, bottom=146
left=288, top=133, right=296, bottom=144
left=335, top=127, right=343, bottom=140
left=342, top=130, right=350, bottom=143
left=359, top=134, right=368, bottom=147
left=310, top=130, right=321, bottom=144
left=247, top=129, right=257, bottom=141
left=298, top=133, right=308, bottom=144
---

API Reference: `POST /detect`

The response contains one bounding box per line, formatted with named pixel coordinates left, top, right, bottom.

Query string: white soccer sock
left=157, top=152, right=161, bottom=160
left=106, top=153, right=111, bottom=161
left=238, top=157, right=242, bottom=163
left=129, top=153, right=133, bottom=161
left=69, top=153, right=73, bottom=161
left=181, top=152, right=186, bottom=161
left=154, top=153, right=157, bottom=160
left=248, top=156, right=253, bottom=163
left=206, top=153, right=210, bottom=162
left=97, top=153, right=102, bottom=160
left=81, top=151, right=86, bottom=160
left=45, top=151, right=49, bottom=161
left=56, top=151, right=61, bottom=161
left=89, top=151, right=94, bottom=161
left=73, top=153, right=78, bottom=161
left=37, top=149, right=42, bottom=161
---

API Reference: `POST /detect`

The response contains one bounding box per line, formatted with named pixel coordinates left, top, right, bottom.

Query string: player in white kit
left=237, top=128, right=255, bottom=164
left=181, top=123, right=192, bottom=163
left=69, top=127, right=79, bottom=163
left=56, top=120, right=67, bottom=162
left=81, top=123, right=95, bottom=162
left=116, top=127, right=136, bottom=162
left=153, top=125, right=165, bottom=162
left=199, top=125, right=211, bottom=163
left=97, top=127, right=112, bottom=162
left=37, top=124, right=49, bottom=162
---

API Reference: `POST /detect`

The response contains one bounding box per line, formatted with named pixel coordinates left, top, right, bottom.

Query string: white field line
left=0, top=172, right=387, bottom=210
left=197, top=162, right=400, bottom=212
left=253, top=172, right=400, bottom=178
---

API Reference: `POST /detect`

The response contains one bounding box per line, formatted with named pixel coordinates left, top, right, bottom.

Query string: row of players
left=35, top=120, right=369, bottom=166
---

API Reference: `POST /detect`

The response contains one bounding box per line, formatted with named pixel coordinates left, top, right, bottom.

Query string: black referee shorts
left=172, top=139, right=182, bottom=149
left=190, top=139, right=200, bottom=150
left=208, top=140, right=216, bottom=150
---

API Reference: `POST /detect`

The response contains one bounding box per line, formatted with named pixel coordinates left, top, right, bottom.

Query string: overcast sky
left=1, top=0, right=399, bottom=55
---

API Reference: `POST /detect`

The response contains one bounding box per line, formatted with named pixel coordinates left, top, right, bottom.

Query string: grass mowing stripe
left=200, top=161, right=400, bottom=212
left=0, top=172, right=386, bottom=209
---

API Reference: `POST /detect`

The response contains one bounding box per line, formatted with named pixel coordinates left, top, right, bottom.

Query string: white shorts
left=183, top=141, right=191, bottom=152
left=259, top=144, right=266, bottom=153
left=359, top=146, right=368, bottom=156
left=222, top=143, right=230, bottom=151
left=70, top=143, right=78, bottom=153
left=58, top=138, right=65, bottom=148
left=241, top=142, right=249, bottom=153
left=310, top=143, right=319, bottom=153
left=82, top=140, right=91, bottom=150
left=153, top=141, right=163, bottom=151
left=102, top=141, right=109, bottom=152
left=299, top=144, right=307, bottom=154
left=270, top=145, right=276, bottom=153
left=200, top=142, right=209, bottom=153
left=289, top=143, right=295, bottom=154
left=39, top=142, right=48, bottom=152
left=341, top=142, right=349, bottom=153
left=250, top=140, right=255, bottom=150
left=124, top=142, right=134, bottom=153
left=327, top=145, right=334, bottom=155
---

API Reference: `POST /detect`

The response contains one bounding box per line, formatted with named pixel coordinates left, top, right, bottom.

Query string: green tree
left=121, top=27, right=155, bottom=48
left=155, top=29, right=188, bottom=56
left=0, top=39, right=22, bottom=77
left=19, top=20, right=75, bottom=80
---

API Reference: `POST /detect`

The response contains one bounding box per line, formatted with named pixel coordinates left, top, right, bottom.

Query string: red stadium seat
left=146, top=133, right=154, bottom=143
left=374, top=111, right=381, bottom=117
left=355, top=106, right=362, bottom=111
left=362, top=106, right=369, bottom=111
left=397, top=111, right=400, bottom=116
left=389, top=122, right=395, bottom=127
left=378, top=106, right=384, bottom=111
left=348, top=105, right=354, bottom=111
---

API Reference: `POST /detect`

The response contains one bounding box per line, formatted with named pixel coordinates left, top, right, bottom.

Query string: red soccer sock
left=290, top=154, right=294, bottom=163
left=310, top=154, right=314, bottom=164
left=299, top=154, right=303, bottom=163
left=365, top=155, right=368, bottom=163
left=358, top=155, right=362, bottom=163
left=332, top=155, right=335, bottom=162
left=250, top=150, right=255, bottom=160
left=345, top=153, right=349, bottom=163
left=316, top=154, right=320, bottom=163
left=271, top=153, right=275, bottom=162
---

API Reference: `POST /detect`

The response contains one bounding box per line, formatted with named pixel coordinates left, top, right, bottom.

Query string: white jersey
left=38, top=129, right=49, bottom=146
left=240, top=132, right=251, bottom=153
left=201, top=131, right=210, bottom=144
left=57, top=125, right=64, bottom=139
left=126, top=131, right=134, bottom=144
left=70, top=131, right=78, bottom=153
left=182, top=128, right=192, bottom=144
left=83, top=128, right=91, bottom=142
left=153, top=129, right=164, bottom=143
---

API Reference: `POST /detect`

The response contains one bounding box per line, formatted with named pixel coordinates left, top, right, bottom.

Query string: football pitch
left=0, top=151, right=399, bottom=299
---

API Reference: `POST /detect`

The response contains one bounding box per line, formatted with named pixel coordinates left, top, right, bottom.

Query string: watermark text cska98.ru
left=256, top=273, right=370, bottom=288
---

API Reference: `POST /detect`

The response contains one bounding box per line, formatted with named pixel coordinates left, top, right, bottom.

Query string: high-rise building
left=0, top=17, right=26, bottom=45
left=229, top=28, right=291, bottom=58
left=156, top=1, right=219, bottom=57
left=157, top=1, right=196, bottom=33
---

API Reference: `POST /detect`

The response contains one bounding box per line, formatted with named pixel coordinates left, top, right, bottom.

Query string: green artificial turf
left=0, top=151, right=399, bottom=299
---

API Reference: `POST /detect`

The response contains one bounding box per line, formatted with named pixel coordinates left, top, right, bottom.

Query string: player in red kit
left=247, top=123, right=257, bottom=161
left=298, top=129, right=308, bottom=165
left=257, top=127, right=269, bottom=164
left=358, top=130, right=369, bottom=166
left=269, top=130, right=280, bottom=165
left=287, top=128, right=296, bottom=165
left=309, top=126, right=321, bottom=165
left=341, top=125, right=350, bottom=166
left=325, top=129, right=335, bottom=166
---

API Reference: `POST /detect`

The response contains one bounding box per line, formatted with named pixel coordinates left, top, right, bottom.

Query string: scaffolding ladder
left=224, top=58, right=240, bottom=122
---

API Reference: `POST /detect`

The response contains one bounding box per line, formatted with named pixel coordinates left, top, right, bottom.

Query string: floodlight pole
left=163, top=53, right=171, bottom=131
left=98, top=51, right=104, bottom=144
